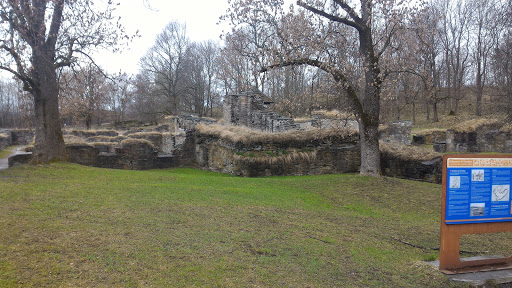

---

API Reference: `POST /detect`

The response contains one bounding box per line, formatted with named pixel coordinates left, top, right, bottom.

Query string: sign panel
left=446, top=158, right=512, bottom=224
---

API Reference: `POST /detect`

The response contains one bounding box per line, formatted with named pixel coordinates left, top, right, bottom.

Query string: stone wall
left=12, top=129, right=34, bottom=145
left=444, top=126, right=512, bottom=153
left=162, top=133, right=187, bottom=155
left=381, top=153, right=442, bottom=184
left=177, top=114, right=217, bottom=131
left=251, top=111, right=299, bottom=133
left=195, top=130, right=361, bottom=177
left=0, top=129, right=34, bottom=150
left=380, top=121, right=412, bottom=145
left=412, top=129, right=447, bottom=145
left=5, top=124, right=441, bottom=184
left=66, top=144, right=100, bottom=167
left=311, top=114, right=359, bottom=131
left=0, top=130, right=12, bottom=150
left=223, top=90, right=299, bottom=133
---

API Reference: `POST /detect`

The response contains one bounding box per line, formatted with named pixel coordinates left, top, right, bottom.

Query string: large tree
left=0, top=0, right=125, bottom=163
left=225, top=0, right=419, bottom=176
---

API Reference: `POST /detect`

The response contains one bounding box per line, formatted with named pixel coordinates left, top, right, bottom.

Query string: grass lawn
left=1, top=163, right=508, bottom=287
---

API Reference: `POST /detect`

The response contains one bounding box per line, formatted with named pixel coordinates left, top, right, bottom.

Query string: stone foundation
left=4, top=120, right=440, bottom=184
left=195, top=129, right=360, bottom=177
left=380, top=121, right=412, bottom=145
left=0, top=130, right=12, bottom=150
left=381, top=153, right=442, bottom=183
left=443, top=127, right=512, bottom=153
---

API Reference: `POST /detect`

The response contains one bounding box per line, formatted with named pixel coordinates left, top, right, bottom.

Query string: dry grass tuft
left=64, top=135, right=86, bottom=144
left=91, top=142, right=117, bottom=146
left=293, top=117, right=313, bottom=123
left=0, top=133, right=8, bottom=138
left=413, top=128, right=447, bottom=136
left=120, top=138, right=154, bottom=147
left=196, top=124, right=357, bottom=145
left=380, top=142, right=441, bottom=161
left=452, top=118, right=504, bottom=133
left=219, top=148, right=317, bottom=165
left=312, top=110, right=355, bottom=120
left=499, top=123, right=512, bottom=133
left=129, top=132, right=163, bottom=138
left=65, top=142, right=93, bottom=147
left=85, top=136, right=118, bottom=143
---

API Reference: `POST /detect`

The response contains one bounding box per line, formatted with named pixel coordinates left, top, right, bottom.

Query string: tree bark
left=358, top=27, right=381, bottom=177
left=358, top=119, right=381, bottom=176
left=31, top=47, right=67, bottom=163
left=476, top=62, right=483, bottom=116
left=433, top=101, right=439, bottom=122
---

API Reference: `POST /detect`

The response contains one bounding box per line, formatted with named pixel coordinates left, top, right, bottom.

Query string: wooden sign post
left=440, top=154, right=512, bottom=273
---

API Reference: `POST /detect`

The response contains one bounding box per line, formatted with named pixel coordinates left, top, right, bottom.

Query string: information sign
left=446, top=158, right=512, bottom=224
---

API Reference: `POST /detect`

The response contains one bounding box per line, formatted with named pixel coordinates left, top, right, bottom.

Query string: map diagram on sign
left=492, top=185, right=510, bottom=202
left=472, top=169, right=485, bottom=181
left=450, top=176, right=460, bottom=189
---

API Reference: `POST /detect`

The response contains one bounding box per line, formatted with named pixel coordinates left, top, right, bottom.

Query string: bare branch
left=260, top=58, right=364, bottom=119
left=333, top=0, right=361, bottom=23
left=46, top=0, right=65, bottom=49
left=296, top=0, right=362, bottom=32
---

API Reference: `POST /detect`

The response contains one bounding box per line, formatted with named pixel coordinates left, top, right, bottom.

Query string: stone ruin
left=223, top=89, right=300, bottom=133
left=4, top=88, right=440, bottom=182
left=411, top=119, right=512, bottom=154
left=380, top=120, right=412, bottom=146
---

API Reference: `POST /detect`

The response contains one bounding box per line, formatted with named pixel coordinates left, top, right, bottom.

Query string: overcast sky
left=95, top=0, right=231, bottom=74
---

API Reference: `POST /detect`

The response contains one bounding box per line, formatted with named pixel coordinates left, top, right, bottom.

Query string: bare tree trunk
left=358, top=28, right=381, bottom=176
left=358, top=120, right=380, bottom=176
left=412, top=102, right=416, bottom=126
left=476, top=62, right=483, bottom=116
left=425, top=100, right=430, bottom=121
left=31, top=49, right=67, bottom=163
left=433, top=102, right=439, bottom=122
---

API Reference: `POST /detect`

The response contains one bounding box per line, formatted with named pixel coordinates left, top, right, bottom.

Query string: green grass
left=0, top=146, right=19, bottom=159
left=0, top=163, right=493, bottom=287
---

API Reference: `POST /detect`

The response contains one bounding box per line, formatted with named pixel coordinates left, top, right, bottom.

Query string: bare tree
left=439, top=0, right=472, bottom=115
left=0, top=0, right=126, bottom=163
left=60, top=65, right=109, bottom=129
left=108, top=73, right=133, bottom=124
left=200, top=41, right=220, bottom=117
left=139, top=21, right=190, bottom=116
left=224, top=0, right=421, bottom=176
left=472, top=0, right=504, bottom=116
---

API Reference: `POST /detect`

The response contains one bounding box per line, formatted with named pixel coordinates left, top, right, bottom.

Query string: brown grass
left=501, top=124, right=512, bottom=133
left=85, top=136, right=118, bottom=143
left=63, top=135, right=86, bottom=144
left=65, top=142, right=93, bottom=147
left=218, top=148, right=317, bottom=165
left=413, top=128, right=447, bottom=136
left=293, top=117, right=313, bottom=123
left=452, top=118, right=504, bottom=133
left=120, top=138, right=154, bottom=147
left=380, top=142, right=441, bottom=161
left=91, top=142, right=117, bottom=147
left=312, top=110, right=355, bottom=120
left=239, top=150, right=317, bottom=165
left=129, top=132, right=163, bottom=138
left=0, top=133, right=8, bottom=139
left=196, top=124, right=357, bottom=145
